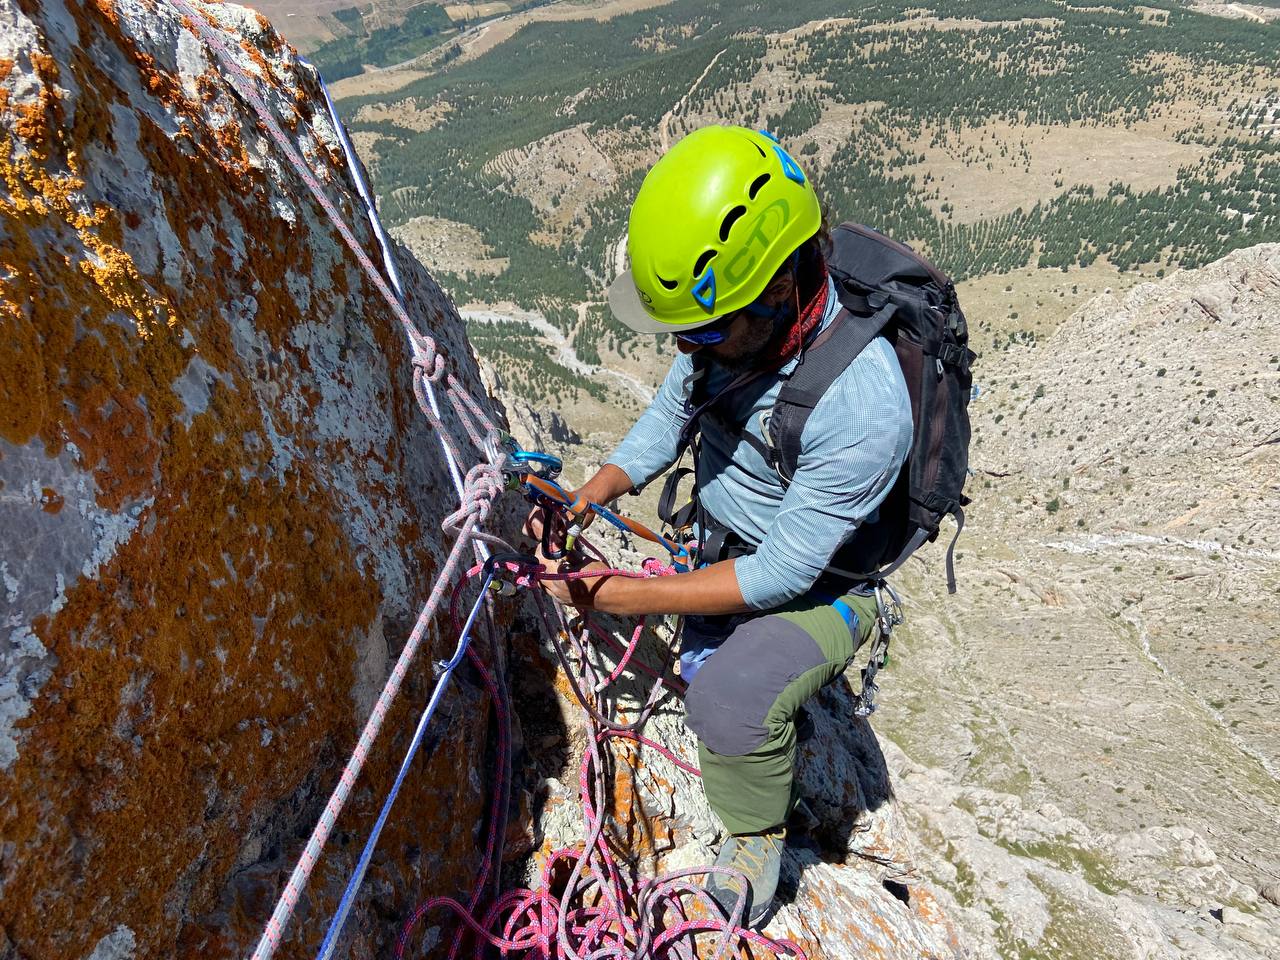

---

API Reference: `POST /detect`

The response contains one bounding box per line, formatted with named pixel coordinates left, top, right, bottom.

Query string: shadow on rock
left=776, top=679, right=906, bottom=911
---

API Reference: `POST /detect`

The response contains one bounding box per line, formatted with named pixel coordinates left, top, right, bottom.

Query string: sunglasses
left=675, top=255, right=800, bottom=346
left=675, top=312, right=737, bottom=345
left=674, top=297, right=791, bottom=345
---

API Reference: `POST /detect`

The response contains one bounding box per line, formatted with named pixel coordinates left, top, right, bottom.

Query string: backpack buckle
left=938, top=343, right=965, bottom=367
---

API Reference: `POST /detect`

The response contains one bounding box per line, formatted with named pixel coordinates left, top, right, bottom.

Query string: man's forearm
left=586, top=559, right=753, bottom=617
left=578, top=463, right=636, bottom=504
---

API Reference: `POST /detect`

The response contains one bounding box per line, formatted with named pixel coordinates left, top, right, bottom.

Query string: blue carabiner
left=510, top=448, right=563, bottom=481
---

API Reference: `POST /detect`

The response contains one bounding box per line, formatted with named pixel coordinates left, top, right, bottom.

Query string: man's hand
left=517, top=463, right=752, bottom=618
left=534, top=552, right=615, bottom=609
left=524, top=503, right=616, bottom=609
left=522, top=463, right=636, bottom=560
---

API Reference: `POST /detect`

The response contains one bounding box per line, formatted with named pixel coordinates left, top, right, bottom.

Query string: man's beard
left=710, top=307, right=794, bottom=374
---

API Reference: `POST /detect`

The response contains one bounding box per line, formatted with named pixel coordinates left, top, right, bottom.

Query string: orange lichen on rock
left=240, top=36, right=277, bottom=83
left=0, top=135, right=179, bottom=498
left=909, top=887, right=964, bottom=954
left=0, top=58, right=12, bottom=112
left=1, top=1, right=505, bottom=958
left=3, top=430, right=382, bottom=955
left=10, top=51, right=63, bottom=156
left=86, top=0, right=121, bottom=28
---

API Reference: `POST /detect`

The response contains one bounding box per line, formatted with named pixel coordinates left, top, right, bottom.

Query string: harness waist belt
left=698, top=512, right=878, bottom=596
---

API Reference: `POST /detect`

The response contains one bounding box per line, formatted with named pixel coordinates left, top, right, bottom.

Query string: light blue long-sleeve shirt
left=608, top=278, right=913, bottom=611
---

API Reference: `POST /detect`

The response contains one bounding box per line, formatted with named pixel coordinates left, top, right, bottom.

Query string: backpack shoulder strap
left=770, top=302, right=896, bottom=481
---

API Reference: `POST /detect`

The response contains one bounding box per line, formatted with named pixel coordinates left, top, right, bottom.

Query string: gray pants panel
left=684, top=614, right=826, bottom=757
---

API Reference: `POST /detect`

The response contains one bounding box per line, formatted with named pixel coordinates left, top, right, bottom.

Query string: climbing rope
left=169, top=6, right=515, bottom=958
left=394, top=557, right=810, bottom=960
left=170, top=6, right=808, bottom=958
left=314, top=560, right=507, bottom=960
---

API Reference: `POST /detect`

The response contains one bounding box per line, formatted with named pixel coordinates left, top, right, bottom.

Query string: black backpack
left=669, top=223, right=975, bottom=593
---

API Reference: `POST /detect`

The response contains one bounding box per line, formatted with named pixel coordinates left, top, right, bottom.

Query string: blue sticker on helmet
left=773, top=145, right=806, bottom=185
left=758, top=128, right=780, bottom=144
left=691, top=269, right=717, bottom=312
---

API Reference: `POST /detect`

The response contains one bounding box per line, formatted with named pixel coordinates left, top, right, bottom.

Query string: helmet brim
left=608, top=270, right=722, bottom=335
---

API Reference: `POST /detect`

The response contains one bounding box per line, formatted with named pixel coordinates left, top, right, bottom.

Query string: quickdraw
left=496, top=434, right=692, bottom=571
left=852, top=580, right=904, bottom=719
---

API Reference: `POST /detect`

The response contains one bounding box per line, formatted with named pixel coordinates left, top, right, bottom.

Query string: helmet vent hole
left=748, top=173, right=771, bottom=199
left=719, top=206, right=747, bottom=242
left=693, top=250, right=717, bottom=277
left=657, top=274, right=679, bottom=290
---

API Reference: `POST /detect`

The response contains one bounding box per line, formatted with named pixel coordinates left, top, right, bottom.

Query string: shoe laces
left=725, top=828, right=785, bottom=880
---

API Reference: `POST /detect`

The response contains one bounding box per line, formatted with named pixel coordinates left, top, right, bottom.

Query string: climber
left=526, top=125, right=914, bottom=928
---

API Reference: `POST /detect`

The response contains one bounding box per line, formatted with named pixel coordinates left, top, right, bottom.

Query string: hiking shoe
left=704, top=826, right=786, bottom=928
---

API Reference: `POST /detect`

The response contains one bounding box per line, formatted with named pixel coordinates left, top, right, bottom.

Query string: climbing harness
left=173, top=6, right=807, bottom=959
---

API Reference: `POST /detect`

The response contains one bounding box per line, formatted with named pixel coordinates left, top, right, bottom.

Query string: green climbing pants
left=681, top=589, right=880, bottom=836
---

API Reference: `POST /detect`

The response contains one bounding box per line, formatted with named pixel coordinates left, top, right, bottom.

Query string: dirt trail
left=660, top=47, right=727, bottom=151
left=458, top=0, right=678, bottom=65
left=462, top=304, right=655, bottom=404
left=332, top=0, right=680, bottom=98
left=1120, top=605, right=1280, bottom=784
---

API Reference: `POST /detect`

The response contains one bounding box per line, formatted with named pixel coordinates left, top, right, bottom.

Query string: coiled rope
left=394, top=559, right=808, bottom=960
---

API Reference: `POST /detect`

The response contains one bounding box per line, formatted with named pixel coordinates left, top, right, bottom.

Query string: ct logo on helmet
left=723, top=198, right=791, bottom=286
left=638, top=289, right=653, bottom=305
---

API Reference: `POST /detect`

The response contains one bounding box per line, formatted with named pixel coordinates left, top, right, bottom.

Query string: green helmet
left=608, top=125, right=821, bottom=334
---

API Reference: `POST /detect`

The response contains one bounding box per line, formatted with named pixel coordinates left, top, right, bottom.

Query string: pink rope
left=588, top=620, right=685, bottom=692
left=166, top=8, right=515, bottom=959
left=398, top=561, right=809, bottom=960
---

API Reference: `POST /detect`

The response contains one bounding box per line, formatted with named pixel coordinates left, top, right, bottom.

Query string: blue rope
left=315, top=568, right=497, bottom=960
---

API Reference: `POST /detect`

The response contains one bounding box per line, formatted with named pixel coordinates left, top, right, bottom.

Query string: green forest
left=311, top=4, right=455, bottom=81
left=468, top=320, right=612, bottom=404
left=333, top=0, right=1279, bottom=389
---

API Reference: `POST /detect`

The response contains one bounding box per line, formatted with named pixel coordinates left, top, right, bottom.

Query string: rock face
left=480, top=371, right=582, bottom=453
left=0, top=1, right=506, bottom=957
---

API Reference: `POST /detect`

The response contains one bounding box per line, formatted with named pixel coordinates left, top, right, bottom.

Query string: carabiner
left=540, top=507, right=571, bottom=561
left=483, top=550, right=541, bottom=582
left=505, top=444, right=562, bottom=482
left=512, top=449, right=563, bottom=480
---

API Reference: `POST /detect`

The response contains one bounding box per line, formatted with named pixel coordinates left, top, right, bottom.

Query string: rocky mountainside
left=0, top=3, right=967, bottom=959
left=879, top=244, right=1280, bottom=958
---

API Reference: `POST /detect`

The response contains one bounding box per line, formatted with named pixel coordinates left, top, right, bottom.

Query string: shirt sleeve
left=606, top=353, right=694, bottom=489
left=733, top=340, right=913, bottom=610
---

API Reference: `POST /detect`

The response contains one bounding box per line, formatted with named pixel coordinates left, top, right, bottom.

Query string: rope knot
left=641, top=558, right=678, bottom=577
left=459, top=462, right=503, bottom=525
left=410, top=332, right=446, bottom=383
